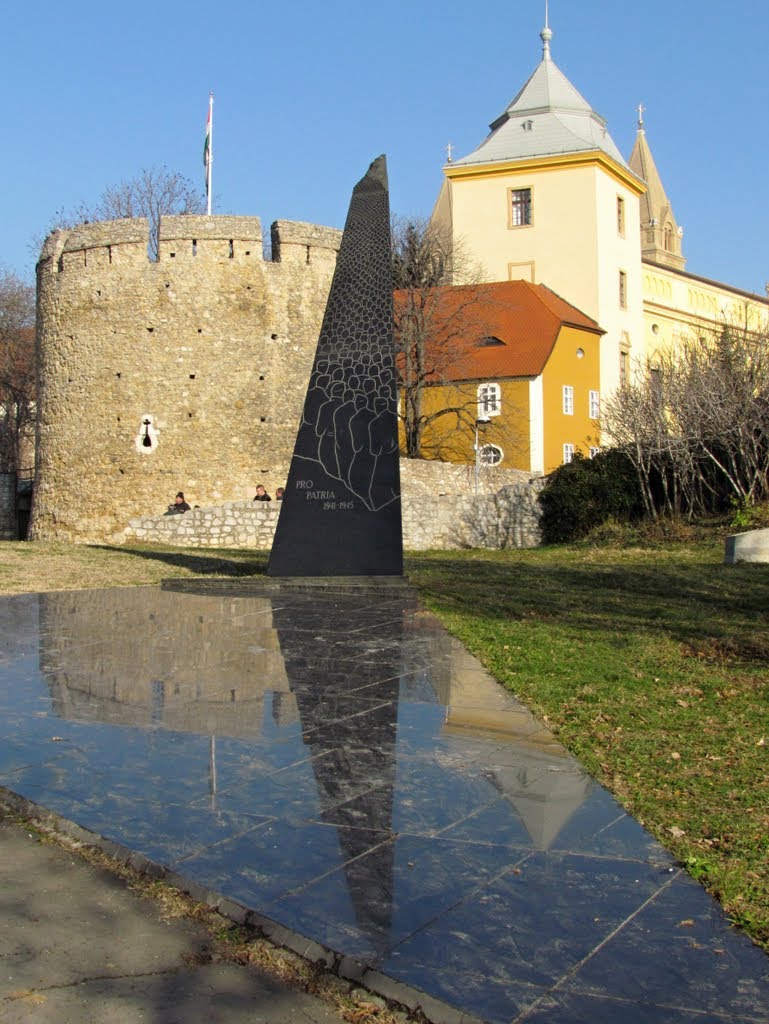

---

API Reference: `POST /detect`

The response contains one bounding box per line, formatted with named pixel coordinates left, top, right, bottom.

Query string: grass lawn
left=0, top=536, right=767, bottom=953
left=407, top=539, right=769, bottom=954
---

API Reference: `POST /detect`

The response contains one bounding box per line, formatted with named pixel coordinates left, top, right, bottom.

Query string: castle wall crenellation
left=36, top=216, right=346, bottom=280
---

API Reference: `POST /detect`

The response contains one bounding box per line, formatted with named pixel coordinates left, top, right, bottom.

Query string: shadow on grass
left=406, top=554, right=769, bottom=665
left=89, top=545, right=269, bottom=578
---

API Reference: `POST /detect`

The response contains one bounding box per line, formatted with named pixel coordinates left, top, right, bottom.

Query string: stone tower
left=32, top=215, right=341, bottom=542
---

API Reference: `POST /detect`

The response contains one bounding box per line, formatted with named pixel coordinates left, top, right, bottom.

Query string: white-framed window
left=619, top=270, right=627, bottom=309
left=509, top=187, right=532, bottom=227
left=477, top=382, right=501, bottom=418
left=562, top=385, right=574, bottom=415
left=563, top=444, right=575, bottom=464
left=479, top=444, right=504, bottom=466
left=589, top=446, right=600, bottom=459
left=589, top=390, right=600, bottom=419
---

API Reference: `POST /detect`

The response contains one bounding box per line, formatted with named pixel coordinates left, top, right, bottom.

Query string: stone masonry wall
left=31, top=215, right=342, bottom=543
left=123, top=470, right=543, bottom=551
left=0, top=474, right=16, bottom=540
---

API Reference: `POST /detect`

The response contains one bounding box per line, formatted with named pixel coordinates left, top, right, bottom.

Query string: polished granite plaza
left=0, top=582, right=767, bottom=1023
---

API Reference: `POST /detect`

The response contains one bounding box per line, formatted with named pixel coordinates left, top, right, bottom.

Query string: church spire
left=628, top=109, right=686, bottom=271
left=541, top=1, right=552, bottom=59
left=448, top=4, right=632, bottom=172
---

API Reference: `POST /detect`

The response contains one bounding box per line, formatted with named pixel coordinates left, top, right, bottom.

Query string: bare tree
left=38, top=165, right=205, bottom=262
left=0, top=270, right=36, bottom=473
left=94, top=166, right=205, bottom=260
left=603, top=322, right=769, bottom=518
left=392, top=218, right=513, bottom=461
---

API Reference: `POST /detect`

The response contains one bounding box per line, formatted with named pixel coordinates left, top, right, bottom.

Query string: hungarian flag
left=203, top=97, right=212, bottom=183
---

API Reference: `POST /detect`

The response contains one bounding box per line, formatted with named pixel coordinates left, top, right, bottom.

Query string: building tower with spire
left=431, top=18, right=646, bottom=398
left=629, top=106, right=685, bottom=272
left=431, top=12, right=769, bottom=424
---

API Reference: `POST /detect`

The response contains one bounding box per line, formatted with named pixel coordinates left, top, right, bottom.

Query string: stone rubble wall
left=0, top=474, right=16, bottom=540
left=402, top=481, right=544, bottom=550
left=123, top=474, right=544, bottom=551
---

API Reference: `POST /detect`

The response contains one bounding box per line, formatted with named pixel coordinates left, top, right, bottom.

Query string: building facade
left=397, top=280, right=603, bottom=475
left=431, top=21, right=769, bottom=421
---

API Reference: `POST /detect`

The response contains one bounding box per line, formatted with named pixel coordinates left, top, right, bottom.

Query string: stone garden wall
left=123, top=467, right=544, bottom=551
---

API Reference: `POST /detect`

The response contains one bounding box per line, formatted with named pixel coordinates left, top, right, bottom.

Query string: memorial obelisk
left=267, top=156, right=403, bottom=577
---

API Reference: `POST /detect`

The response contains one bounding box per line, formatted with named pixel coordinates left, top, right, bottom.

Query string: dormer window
left=477, top=336, right=505, bottom=347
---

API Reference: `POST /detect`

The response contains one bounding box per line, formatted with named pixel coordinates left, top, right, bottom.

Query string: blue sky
left=3, top=1, right=768, bottom=295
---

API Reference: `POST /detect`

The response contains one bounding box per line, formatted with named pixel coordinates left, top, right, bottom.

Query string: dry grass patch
left=0, top=542, right=268, bottom=595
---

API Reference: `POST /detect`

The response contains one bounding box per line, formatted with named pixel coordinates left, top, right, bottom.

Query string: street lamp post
left=474, top=418, right=491, bottom=496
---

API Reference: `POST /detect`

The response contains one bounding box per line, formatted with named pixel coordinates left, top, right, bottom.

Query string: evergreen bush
left=538, top=449, right=643, bottom=543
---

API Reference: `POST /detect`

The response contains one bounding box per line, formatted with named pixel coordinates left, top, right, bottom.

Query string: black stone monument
left=267, top=155, right=403, bottom=577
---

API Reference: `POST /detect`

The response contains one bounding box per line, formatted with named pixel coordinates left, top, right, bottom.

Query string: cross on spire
left=637, top=102, right=645, bottom=129
left=445, top=142, right=454, bottom=164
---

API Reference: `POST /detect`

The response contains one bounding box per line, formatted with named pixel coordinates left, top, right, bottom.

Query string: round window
left=479, top=444, right=503, bottom=466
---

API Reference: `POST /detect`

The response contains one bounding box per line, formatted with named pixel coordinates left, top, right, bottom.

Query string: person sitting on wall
left=165, top=492, right=191, bottom=515
left=275, top=487, right=285, bottom=500
left=253, top=485, right=272, bottom=502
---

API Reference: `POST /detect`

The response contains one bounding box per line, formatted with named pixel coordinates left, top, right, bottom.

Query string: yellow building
left=396, top=280, right=603, bottom=475
left=432, top=20, right=769, bottom=413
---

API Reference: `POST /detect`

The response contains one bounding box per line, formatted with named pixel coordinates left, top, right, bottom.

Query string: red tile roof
left=394, top=279, right=603, bottom=382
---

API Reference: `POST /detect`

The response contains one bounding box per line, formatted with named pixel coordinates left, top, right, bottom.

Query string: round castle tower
left=32, top=214, right=341, bottom=542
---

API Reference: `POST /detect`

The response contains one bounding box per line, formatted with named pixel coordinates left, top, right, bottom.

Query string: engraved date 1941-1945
left=323, top=500, right=355, bottom=511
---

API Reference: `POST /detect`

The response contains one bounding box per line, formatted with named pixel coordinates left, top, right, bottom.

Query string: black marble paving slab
left=0, top=585, right=767, bottom=1024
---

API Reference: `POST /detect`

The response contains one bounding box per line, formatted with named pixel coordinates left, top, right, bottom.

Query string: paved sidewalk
left=0, top=814, right=352, bottom=1024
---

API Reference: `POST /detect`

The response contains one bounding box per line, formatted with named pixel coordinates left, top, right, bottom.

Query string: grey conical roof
left=452, top=28, right=629, bottom=170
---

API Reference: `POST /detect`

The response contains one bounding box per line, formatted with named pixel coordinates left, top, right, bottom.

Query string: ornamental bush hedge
left=538, top=449, right=643, bottom=543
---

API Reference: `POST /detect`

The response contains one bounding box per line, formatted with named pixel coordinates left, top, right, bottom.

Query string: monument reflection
left=31, top=585, right=594, bottom=958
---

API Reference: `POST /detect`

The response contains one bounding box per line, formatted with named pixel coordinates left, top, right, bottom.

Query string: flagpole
left=205, top=92, right=213, bottom=216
